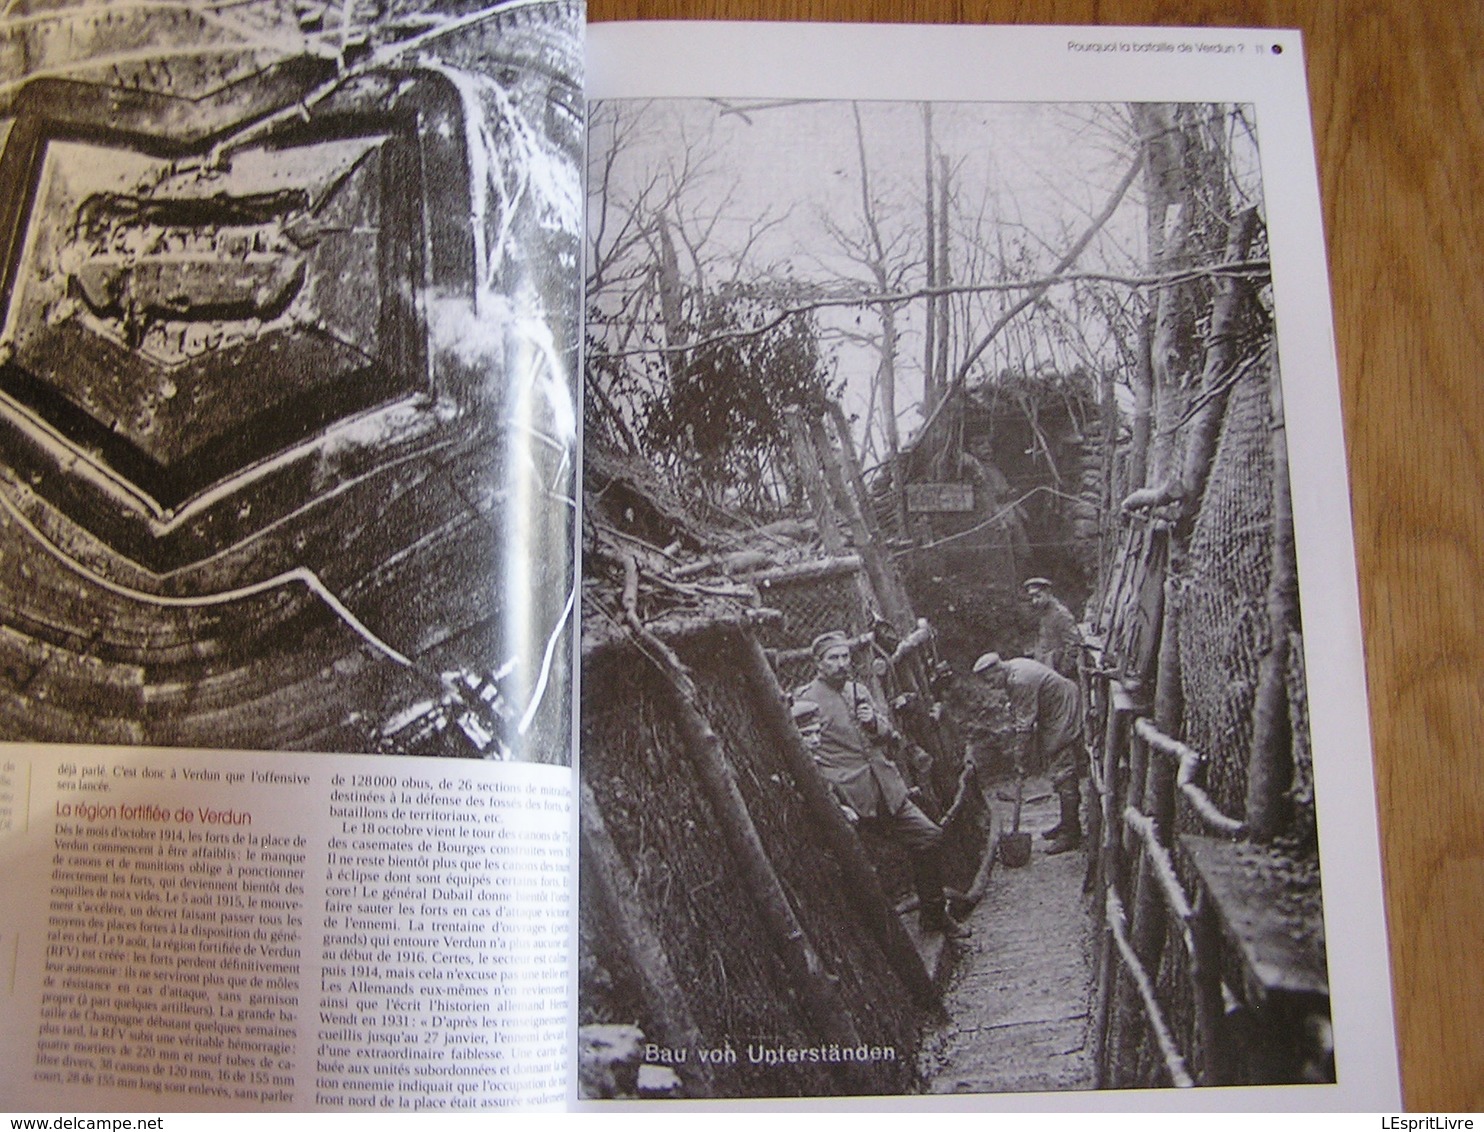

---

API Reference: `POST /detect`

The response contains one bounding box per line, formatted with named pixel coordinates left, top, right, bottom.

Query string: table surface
left=589, top=0, right=1484, bottom=1111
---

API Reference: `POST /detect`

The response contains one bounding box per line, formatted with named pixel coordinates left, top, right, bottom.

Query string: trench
left=918, top=771, right=1097, bottom=1095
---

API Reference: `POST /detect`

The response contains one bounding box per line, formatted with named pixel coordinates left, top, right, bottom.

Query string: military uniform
left=1000, top=656, right=1083, bottom=788
left=799, top=674, right=956, bottom=928
left=976, top=650, right=1088, bottom=854
left=1031, top=594, right=1083, bottom=680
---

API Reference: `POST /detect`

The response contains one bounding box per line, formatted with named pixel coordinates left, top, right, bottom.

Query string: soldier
left=791, top=697, right=824, bottom=750
left=799, top=631, right=970, bottom=938
left=1023, top=577, right=1083, bottom=680
left=790, top=698, right=853, bottom=820
left=972, top=651, right=1086, bottom=855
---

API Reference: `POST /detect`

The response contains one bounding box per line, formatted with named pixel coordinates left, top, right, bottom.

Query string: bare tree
left=585, top=101, right=825, bottom=516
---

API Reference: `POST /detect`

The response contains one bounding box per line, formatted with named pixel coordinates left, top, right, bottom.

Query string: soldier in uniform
left=799, top=631, right=969, bottom=938
left=973, top=651, right=1086, bottom=854
left=1024, top=577, right=1083, bottom=680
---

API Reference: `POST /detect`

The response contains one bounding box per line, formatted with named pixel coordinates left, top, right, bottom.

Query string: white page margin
left=583, top=20, right=1400, bottom=1112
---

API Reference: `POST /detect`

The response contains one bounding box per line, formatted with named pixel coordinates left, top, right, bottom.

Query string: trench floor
left=918, top=774, right=1098, bottom=1096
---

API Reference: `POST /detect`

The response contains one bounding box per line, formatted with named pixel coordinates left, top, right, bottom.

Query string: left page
left=0, top=0, right=581, bottom=1112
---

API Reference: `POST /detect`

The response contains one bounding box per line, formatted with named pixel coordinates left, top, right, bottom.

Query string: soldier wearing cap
left=792, top=697, right=859, bottom=824
left=1023, top=577, right=1082, bottom=680
left=790, top=697, right=823, bottom=749
left=799, top=630, right=970, bottom=938
left=973, top=651, right=1086, bottom=854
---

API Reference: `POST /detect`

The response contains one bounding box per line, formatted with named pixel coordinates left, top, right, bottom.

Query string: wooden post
left=827, top=402, right=884, bottom=542
left=1246, top=348, right=1297, bottom=841
left=736, top=631, right=940, bottom=1011
left=654, top=650, right=868, bottom=1050
left=1090, top=912, right=1117, bottom=1088
left=1096, top=363, right=1118, bottom=611
left=828, top=404, right=919, bottom=634
left=1118, top=208, right=1260, bottom=522
left=1145, top=573, right=1184, bottom=842
left=1120, top=721, right=1149, bottom=867
left=579, top=779, right=719, bottom=1097
left=1190, top=886, right=1234, bottom=1085
left=740, top=555, right=861, bottom=587
left=1103, top=684, right=1135, bottom=893
left=808, top=412, right=912, bottom=632
left=615, top=565, right=871, bottom=1085
left=785, top=408, right=846, bottom=556
left=1088, top=678, right=1128, bottom=1085
left=1106, top=713, right=1144, bottom=1085
left=614, top=554, right=866, bottom=1074
left=821, top=406, right=941, bottom=738
left=1174, top=208, right=1260, bottom=529
left=807, top=411, right=958, bottom=790
left=1114, top=574, right=1185, bottom=1083
left=1102, top=524, right=1139, bottom=660
left=935, top=154, right=952, bottom=408
left=922, top=103, right=937, bottom=418
left=1129, top=310, right=1154, bottom=494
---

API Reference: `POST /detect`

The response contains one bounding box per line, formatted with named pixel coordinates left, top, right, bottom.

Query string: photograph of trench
left=578, top=98, right=1331, bottom=1097
left=0, top=0, right=580, bottom=761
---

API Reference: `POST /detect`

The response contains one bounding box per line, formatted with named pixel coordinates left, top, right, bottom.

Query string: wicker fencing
left=1087, top=336, right=1331, bottom=1089
left=580, top=620, right=938, bottom=1098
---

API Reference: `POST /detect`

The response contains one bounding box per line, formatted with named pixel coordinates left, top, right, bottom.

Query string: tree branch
left=913, top=148, right=1147, bottom=445
left=588, top=258, right=1269, bottom=360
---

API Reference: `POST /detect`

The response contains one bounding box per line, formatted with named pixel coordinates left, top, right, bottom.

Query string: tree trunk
left=936, top=154, right=952, bottom=402
left=1245, top=346, right=1297, bottom=840
left=1120, top=207, right=1260, bottom=519
left=809, top=413, right=913, bottom=633
left=617, top=568, right=872, bottom=1078
left=922, top=103, right=938, bottom=415
left=1128, top=310, right=1154, bottom=490
left=737, top=632, right=940, bottom=1010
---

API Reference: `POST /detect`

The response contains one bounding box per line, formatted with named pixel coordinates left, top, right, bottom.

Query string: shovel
left=997, top=775, right=1032, bottom=868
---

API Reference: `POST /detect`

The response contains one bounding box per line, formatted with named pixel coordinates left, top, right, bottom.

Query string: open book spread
left=0, top=8, right=1400, bottom=1113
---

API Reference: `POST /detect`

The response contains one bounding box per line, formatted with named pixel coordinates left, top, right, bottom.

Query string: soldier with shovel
left=971, top=652, right=1086, bottom=855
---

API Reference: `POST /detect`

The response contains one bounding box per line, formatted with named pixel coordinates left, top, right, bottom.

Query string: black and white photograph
left=0, top=0, right=581, bottom=762
left=579, top=96, right=1331, bottom=1098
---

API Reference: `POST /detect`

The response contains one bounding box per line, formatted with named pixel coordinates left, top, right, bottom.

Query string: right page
left=578, top=22, right=1398, bottom=1110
